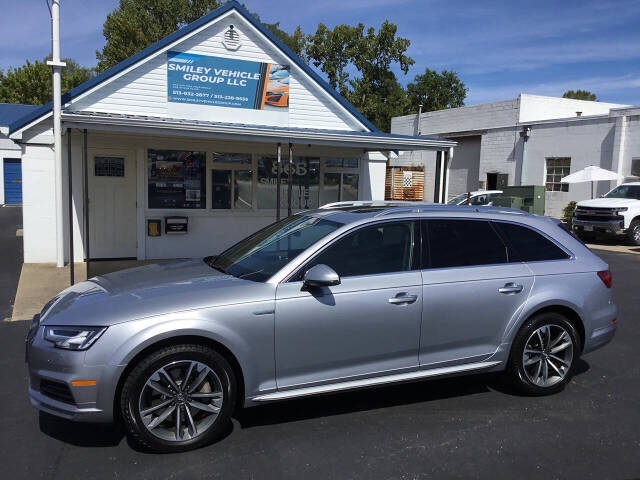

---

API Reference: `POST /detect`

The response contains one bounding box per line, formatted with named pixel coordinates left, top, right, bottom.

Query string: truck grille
left=574, top=207, right=623, bottom=222
left=40, top=379, right=75, bottom=404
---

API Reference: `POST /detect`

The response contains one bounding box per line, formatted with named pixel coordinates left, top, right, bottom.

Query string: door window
left=425, top=219, right=507, bottom=268
left=298, top=221, right=416, bottom=279
left=493, top=221, right=569, bottom=262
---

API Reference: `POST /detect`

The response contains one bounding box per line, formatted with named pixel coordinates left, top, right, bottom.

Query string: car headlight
left=613, top=207, right=628, bottom=212
left=43, top=326, right=107, bottom=350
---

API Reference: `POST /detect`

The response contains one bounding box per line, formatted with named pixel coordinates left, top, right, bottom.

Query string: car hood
left=40, top=259, right=275, bottom=327
left=577, top=198, right=639, bottom=208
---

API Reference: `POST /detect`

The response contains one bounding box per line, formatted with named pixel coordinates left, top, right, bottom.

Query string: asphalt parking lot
left=1, top=247, right=639, bottom=479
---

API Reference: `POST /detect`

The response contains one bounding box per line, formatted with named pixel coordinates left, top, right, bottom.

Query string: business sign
left=167, top=51, right=290, bottom=111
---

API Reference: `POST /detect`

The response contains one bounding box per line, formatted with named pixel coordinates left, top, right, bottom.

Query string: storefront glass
left=257, top=156, right=320, bottom=209
left=148, top=149, right=206, bottom=209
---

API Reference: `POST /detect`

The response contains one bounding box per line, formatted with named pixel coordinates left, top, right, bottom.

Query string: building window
left=211, top=152, right=253, bottom=210
left=545, top=157, right=571, bottom=192
left=148, top=149, right=206, bottom=209
left=323, top=158, right=359, bottom=204
left=631, top=158, right=640, bottom=177
left=257, top=156, right=320, bottom=209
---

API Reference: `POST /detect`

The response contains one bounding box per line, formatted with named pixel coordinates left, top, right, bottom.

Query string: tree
left=0, top=58, right=93, bottom=105
left=562, top=89, right=597, bottom=101
left=307, top=23, right=361, bottom=97
left=346, top=21, right=414, bottom=131
left=264, top=22, right=307, bottom=61
left=405, top=68, right=467, bottom=113
left=96, top=0, right=222, bottom=71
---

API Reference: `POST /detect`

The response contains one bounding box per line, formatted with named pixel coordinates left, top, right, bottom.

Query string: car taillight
left=597, top=270, right=612, bottom=288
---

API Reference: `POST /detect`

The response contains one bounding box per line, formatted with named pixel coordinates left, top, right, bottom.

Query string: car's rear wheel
left=626, top=219, right=640, bottom=246
left=508, top=312, right=580, bottom=395
left=120, top=344, right=236, bottom=452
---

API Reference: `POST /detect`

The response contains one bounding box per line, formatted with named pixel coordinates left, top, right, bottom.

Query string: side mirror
left=303, top=264, right=340, bottom=288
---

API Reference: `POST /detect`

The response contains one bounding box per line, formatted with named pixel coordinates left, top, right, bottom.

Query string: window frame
left=544, top=157, right=571, bottom=192
left=285, top=219, right=422, bottom=283
left=321, top=158, right=361, bottom=205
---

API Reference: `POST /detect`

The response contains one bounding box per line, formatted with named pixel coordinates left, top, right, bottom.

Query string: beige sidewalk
left=10, top=260, right=158, bottom=321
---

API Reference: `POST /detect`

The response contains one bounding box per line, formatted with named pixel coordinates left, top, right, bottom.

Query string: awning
left=60, top=111, right=456, bottom=151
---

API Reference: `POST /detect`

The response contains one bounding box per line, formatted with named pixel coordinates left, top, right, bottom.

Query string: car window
left=493, top=221, right=569, bottom=262
left=469, top=195, right=487, bottom=205
left=295, top=221, right=416, bottom=279
left=210, top=215, right=343, bottom=282
left=425, top=219, right=507, bottom=268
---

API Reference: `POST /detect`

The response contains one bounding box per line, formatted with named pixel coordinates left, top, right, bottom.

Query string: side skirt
left=250, top=360, right=501, bottom=403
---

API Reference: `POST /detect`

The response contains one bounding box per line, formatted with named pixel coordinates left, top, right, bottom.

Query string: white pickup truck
left=573, top=182, right=640, bottom=245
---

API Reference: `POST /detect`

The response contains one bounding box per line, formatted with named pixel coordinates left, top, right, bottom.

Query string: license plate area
left=584, top=225, right=594, bottom=231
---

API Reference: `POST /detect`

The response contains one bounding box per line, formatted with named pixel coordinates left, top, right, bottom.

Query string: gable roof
left=0, top=103, right=40, bottom=127
left=9, top=0, right=378, bottom=135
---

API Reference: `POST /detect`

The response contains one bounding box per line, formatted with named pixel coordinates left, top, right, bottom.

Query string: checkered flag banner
left=402, top=171, right=413, bottom=187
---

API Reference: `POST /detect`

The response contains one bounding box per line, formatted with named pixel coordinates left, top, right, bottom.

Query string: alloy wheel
left=522, top=324, right=574, bottom=387
left=138, top=360, right=224, bottom=442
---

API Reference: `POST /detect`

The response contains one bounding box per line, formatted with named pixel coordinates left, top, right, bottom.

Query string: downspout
left=615, top=116, right=628, bottom=186
left=47, top=0, right=67, bottom=268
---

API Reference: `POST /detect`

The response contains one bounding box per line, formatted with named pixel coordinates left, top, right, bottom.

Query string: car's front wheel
left=508, top=312, right=580, bottom=395
left=120, top=344, right=236, bottom=452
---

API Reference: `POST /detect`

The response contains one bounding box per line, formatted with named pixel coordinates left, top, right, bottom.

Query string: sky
left=1, top=0, right=639, bottom=106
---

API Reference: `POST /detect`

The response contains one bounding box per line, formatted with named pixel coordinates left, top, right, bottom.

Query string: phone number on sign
left=171, top=91, right=249, bottom=102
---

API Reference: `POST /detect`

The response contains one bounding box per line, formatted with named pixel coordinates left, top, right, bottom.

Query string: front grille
left=574, top=207, right=623, bottom=222
left=40, top=379, right=75, bottom=404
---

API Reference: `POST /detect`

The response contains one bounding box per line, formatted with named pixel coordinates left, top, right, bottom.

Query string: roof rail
left=320, top=200, right=427, bottom=209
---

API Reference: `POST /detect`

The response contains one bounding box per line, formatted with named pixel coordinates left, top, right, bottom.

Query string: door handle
left=388, top=293, right=418, bottom=305
left=498, top=283, right=524, bottom=294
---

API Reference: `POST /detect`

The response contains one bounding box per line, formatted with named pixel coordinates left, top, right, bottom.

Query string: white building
left=391, top=94, right=640, bottom=217
left=6, top=1, right=454, bottom=265
left=1, top=103, right=39, bottom=205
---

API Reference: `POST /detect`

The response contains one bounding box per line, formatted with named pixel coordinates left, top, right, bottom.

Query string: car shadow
left=38, top=360, right=590, bottom=448
left=39, top=411, right=126, bottom=447
left=236, top=359, right=590, bottom=429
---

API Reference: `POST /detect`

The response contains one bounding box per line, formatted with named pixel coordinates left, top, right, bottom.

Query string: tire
left=626, top=219, right=640, bottom=246
left=507, top=312, right=580, bottom=396
left=120, top=344, right=236, bottom=453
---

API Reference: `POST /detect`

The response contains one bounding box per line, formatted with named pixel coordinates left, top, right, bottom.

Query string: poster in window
left=148, top=150, right=206, bottom=209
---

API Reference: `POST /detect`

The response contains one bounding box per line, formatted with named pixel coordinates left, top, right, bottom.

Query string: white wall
left=518, top=94, right=627, bottom=123
left=71, top=10, right=364, bottom=132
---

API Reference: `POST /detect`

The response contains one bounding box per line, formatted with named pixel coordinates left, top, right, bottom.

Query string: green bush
left=563, top=201, right=577, bottom=227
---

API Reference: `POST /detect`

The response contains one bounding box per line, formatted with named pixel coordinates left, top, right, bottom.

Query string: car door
left=419, top=219, right=534, bottom=367
left=274, top=220, right=423, bottom=389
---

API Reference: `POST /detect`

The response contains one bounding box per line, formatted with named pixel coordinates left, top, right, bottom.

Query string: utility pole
left=47, top=0, right=66, bottom=268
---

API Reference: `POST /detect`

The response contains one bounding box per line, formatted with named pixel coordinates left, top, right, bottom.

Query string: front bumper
left=26, top=324, right=122, bottom=423
left=572, top=218, right=625, bottom=235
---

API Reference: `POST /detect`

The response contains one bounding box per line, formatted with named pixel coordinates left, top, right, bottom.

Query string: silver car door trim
left=250, top=360, right=501, bottom=402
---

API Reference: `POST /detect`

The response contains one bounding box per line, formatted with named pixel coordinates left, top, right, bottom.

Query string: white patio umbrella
left=561, top=165, right=623, bottom=199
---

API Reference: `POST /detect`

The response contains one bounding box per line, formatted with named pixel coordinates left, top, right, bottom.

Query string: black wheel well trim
left=520, top=304, right=586, bottom=352
left=113, top=334, right=246, bottom=423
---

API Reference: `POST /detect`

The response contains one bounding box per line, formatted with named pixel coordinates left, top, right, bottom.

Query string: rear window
left=494, top=222, right=569, bottom=262
left=425, top=219, right=508, bottom=269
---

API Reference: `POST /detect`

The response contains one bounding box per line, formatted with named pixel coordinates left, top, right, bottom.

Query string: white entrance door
left=89, top=151, right=137, bottom=259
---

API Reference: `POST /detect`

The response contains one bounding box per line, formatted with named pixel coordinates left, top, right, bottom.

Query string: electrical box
left=165, top=216, right=188, bottom=235
left=493, top=185, right=546, bottom=216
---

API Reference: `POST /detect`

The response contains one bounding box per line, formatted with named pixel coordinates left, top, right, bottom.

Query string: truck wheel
left=627, top=219, right=640, bottom=246
left=120, top=344, right=236, bottom=453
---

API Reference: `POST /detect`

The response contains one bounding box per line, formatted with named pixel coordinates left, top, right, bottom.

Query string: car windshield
left=447, top=194, right=468, bottom=205
left=604, top=185, right=640, bottom=199
left=207, top=215, right=343, bottom=282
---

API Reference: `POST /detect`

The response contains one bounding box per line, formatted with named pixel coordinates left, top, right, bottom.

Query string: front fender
left=85, top=302, right=276, bottom=400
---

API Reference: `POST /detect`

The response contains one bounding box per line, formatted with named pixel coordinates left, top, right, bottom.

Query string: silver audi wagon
left=26, top=203, right=617, bottom=452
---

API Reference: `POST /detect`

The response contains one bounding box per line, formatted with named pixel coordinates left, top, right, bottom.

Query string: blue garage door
left=3, top=159, right=22, bottom=205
